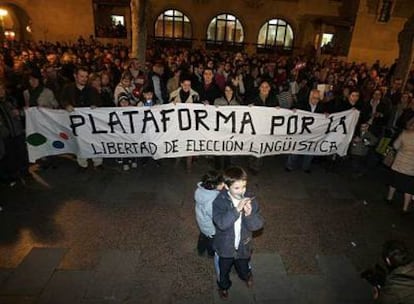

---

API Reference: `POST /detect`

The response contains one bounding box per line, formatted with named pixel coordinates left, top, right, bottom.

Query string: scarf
left=179, top=89, right=190, bottom=103
left=28, top=85, right=44, bottom=107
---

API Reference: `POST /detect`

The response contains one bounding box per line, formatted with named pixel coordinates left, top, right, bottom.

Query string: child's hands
left=236, top=198, right=250, bottom=212
left=243, top=201, right=252, bottom=216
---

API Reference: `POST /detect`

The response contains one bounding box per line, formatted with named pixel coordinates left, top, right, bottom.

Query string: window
left=154, top=9, right=192, bottom=40
left=257, top=19, right=293, bottom=50
left=206, top=13, right=244, bottom=45
left=93, top=2, right=128, bottom=38
left=111, top=15, right=124, bottom=26
left=321, top=33, right=334, bottom=47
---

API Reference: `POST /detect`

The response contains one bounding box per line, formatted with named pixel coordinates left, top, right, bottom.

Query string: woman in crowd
left=386, top=117, right=414, bottom=214
left=23, top=69, right=58, bottom=109
left=214, top=84, right=240, bottom=170
left=100, top=71, right=114, bottom=107
left=113, top=71, right=139, bottom=106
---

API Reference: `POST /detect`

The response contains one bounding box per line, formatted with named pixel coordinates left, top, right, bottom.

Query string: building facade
left=0, top=0, right=413, bottom=65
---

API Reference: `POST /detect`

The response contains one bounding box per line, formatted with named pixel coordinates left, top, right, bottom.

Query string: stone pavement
left=0, top=155, right=413, bottom=303
left=0, top=249, right=373, bottom=304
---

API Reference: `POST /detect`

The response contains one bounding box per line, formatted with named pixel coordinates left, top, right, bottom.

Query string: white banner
left=25, top=104, right=359, bottom=162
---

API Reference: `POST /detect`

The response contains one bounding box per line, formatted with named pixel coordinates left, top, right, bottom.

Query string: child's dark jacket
left=213, top=190, right=264, bottom=259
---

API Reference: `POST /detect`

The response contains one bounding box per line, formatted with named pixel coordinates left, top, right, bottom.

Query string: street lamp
left=0, top=8, right=8, bottom=43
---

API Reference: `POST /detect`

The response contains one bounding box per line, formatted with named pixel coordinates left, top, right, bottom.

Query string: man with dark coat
left=60, top=66, right=103, bottom=169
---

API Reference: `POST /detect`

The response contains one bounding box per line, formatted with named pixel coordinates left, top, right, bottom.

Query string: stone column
left=130, top=0, right=148, bottom=65
left=394, top=14, right=414, bottom=86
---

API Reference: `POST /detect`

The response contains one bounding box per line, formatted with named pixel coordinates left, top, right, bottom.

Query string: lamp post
left=0, top=8, right=8, bottom=44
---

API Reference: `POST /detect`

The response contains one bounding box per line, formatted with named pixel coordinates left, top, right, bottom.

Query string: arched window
left=206, top=13, right=244, bottom=45
left=154, top=9, right=192, bottom=40
left=257, top=19, right=293, bottom=50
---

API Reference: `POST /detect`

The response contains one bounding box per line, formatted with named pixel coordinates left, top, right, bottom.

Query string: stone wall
left=2, top=0, right=341, bottom=47
left=347, top=0, right=412, bottom=66
left=1, top=0, right=412, bottom=66
left=2, top=0, right=94, bottom=42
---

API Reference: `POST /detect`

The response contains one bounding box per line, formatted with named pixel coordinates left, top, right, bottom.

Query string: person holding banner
left=60, top=66, right=103, bottom=170
left=170, top=76, right=200, bottom=173
left=23, top=69, right=58, bottom=109
left=138, top=86, right=162, bottom=169
left=286, top=89, right=325, bottom=173
left=214, top=84, right=240, bottom=170
left=198, top=68, right=221, bottom=105
left=248, top=80, right=279, bottom=174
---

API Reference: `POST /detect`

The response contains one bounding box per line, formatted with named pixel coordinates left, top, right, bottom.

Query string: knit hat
left=117, top=92, right=130, bottom=105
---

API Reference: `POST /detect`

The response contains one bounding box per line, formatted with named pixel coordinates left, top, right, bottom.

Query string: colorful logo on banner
left=26, top=132, right=70, bottom=149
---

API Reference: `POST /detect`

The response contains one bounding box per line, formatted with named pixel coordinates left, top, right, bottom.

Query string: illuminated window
left=257, top=19, right=293, bottom=50
left=111, top=15, right=125, bottom=26
left=206, top=13, right=244, bottom=44
left=321, top=33, right=334, bottom=47
left=154, top=9, right=192, bottom=39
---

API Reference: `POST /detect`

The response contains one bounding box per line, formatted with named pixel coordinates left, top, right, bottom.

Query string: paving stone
left=0, top=268, right=12, bottom=286
left=328, top=188, right=355, bottom=200
left=316, top=255, right=360, bottom=280
left=85, top=250, right=140, bottom=301
left=316, top=255, right=372, bottom=302
left=80, top=299, right=121, bottom=304
left=175, top=294, right=213, bottom=304
left=256, top=300, right=301, bottom=304
left=275, top=181, right=310, bottom=200
left=253, top=274, right=295, bottom=302
left=290, top=274, right=335, bottom=304
left=0, top=296, right=37, bottom=304
left=250, top=253, right=287, bottom=275
left=0, top=248, right=67, bottom=295
left=124, top=275, right=174, bottom=304
left=38, top=270, right=93, bottom=304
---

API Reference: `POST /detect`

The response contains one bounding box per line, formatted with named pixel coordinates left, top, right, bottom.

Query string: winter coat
left=378, top=262, right=414, bottom=304
left=194, top=182, right=220, bottom=237
left=213, top=190, right=264, bottom=259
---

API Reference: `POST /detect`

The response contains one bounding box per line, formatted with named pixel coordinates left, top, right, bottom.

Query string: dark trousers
left=0, top=135, right=28, bottom=182
left=286, top=154, right=313, bottom=171
left=197, top=233, right=214, bottom=257
left=217, top=256, right=251, bottom=290
left=351, top=154, right=367, bottom=174
left=214, top=156, right=231, bottom=170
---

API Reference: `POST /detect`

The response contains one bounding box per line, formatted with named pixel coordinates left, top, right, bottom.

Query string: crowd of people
left=0, top=38, right=414, bottom=208
left=1, top=37, right=414, bottom=303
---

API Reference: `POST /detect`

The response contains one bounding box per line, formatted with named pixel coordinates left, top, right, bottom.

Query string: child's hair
left=200, top=170, right=224, bottom=190
left=120, top=70, right=133, bottom=81
left=223, top=166, right=247, bottom=187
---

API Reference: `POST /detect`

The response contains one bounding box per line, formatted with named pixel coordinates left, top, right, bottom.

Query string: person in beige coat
left=169, top=77, right=199, bottom=104
left=386, top=117, right=414, bottom=214
left=169, top=77, right=200, bottom=173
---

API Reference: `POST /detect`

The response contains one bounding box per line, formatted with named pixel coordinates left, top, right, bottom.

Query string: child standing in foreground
left=194, top=170, right=225, bottom=257
left=213, top=166, right=264, bottom=299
